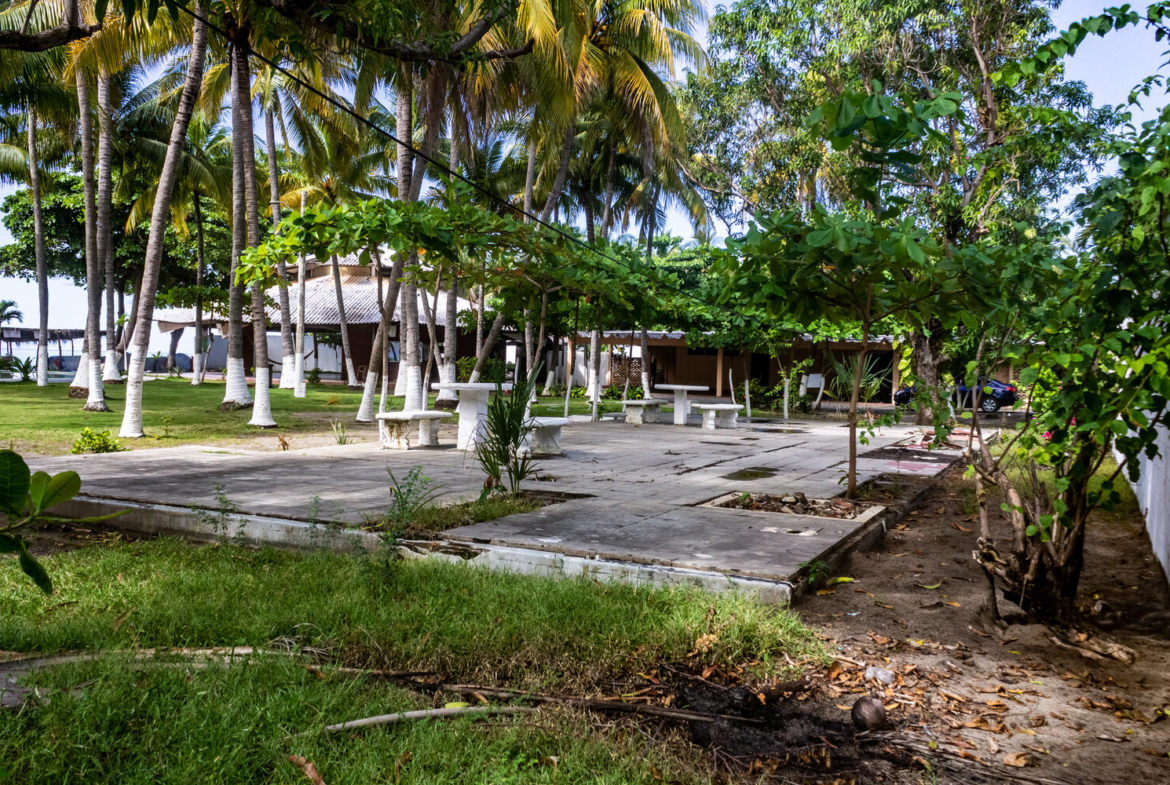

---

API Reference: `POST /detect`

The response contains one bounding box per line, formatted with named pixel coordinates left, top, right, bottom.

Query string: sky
left=1, top=0, right=1165, bottom=355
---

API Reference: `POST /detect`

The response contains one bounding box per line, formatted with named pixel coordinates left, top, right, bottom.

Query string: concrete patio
left=35, top=415, right=965, bottom=600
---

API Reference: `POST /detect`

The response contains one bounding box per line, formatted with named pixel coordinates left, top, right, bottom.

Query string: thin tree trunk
left=590, top=320, right=602, bottom=421
left=330, top=254, right=358, bottom=387
left=223, top=49, right=251, bottom=408
left=76, top=66, right=108, bottom=410
left=468, top=312, right=506, bottom=383
left=356, top=252, right=406, bottom=420
left=98, top=69, right=120, bottom=384
left=28, top=106, right=48, bottom=387
left=420, top=266, right=443, bottom=411
left=846, top=314, right=871, bottom=499
left=167, top=327, right=184, bottom=371
left=235, top=44, right=276, bottom=428
left=266, top=107, right=295, bottom=387
left=119, top=3, right=207, bottom=437
left=191, top=193, right=205, bottom=385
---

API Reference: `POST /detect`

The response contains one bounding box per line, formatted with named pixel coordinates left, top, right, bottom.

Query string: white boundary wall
left=1125, top=423, right=1170, bottom=581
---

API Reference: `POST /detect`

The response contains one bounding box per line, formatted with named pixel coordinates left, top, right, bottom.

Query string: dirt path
left=795, top=468, right=1170, bottom=783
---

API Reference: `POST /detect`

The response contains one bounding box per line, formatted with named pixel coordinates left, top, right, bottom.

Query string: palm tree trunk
left=223, top=48, right=252, bottom=408
left=437, top=140, right=461, bottom=406
left=294, top=192, right=308, bottom=397
left=600, top=141, right=616, bottom=238
left=98, top=69, right=120, bottom=384
left=539, top=118, right=576, bottom=224
left=266, top=107, right=295, bottom=387
left=119, top=3, right=208, bottom=437
left=76, top=65, right=108, bottom=410
left=192, top=193, right=205, bottom=385
left=27, top=106, right=48, bottom=387
left=233, top=44, right=276, bottom=428
left=523, top=130, right=537, bottom=215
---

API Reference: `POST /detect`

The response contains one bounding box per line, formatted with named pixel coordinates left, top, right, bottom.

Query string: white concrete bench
left=621, top=399, right=665, bottom=425
left=692, top=404, right=743, bottom=430
left=376, top=411, right=452, bottom=450
left=521, top=417, right=570, bottom=457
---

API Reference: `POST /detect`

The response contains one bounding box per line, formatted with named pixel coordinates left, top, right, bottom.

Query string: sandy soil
left=796, top=467, right=1170, bottom=783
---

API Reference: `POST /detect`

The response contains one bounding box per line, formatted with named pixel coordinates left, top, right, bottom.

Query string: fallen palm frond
left=325, top=705, right=536, bottom=733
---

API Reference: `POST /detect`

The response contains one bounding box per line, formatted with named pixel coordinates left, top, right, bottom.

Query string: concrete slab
left=35, top=417, right=964, bottom=599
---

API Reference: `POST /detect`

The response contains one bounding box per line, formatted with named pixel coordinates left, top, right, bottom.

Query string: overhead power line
left=172, top=2, right=760, bottom=325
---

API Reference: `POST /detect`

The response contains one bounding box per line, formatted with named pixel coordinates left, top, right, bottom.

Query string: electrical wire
left=172, top=2, right=760, bottom=325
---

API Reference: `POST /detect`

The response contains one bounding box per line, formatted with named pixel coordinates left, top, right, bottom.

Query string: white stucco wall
left=1125, top=423, right=1170, bottom=581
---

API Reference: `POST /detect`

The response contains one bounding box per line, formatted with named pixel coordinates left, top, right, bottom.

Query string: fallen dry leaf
left=951, top=523, right=974, bottom=533
left=1004, top=752, right=1032, bottom=768
left=289, top=755, right=327, bottom=785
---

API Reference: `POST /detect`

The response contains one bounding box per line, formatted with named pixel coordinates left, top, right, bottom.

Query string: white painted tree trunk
left=640, top=328, right=651, bottom=394
left=585, top=329, right=601, bottom=399
left=294, top=194, right=307, bottom=398
left=266, top=108, right=295, bottom=389
left=437, top=277, right=458, bottom=404
left=234, top=45, right=275, bottom=429
left=71, top=349, right=89, bottom=390
left=120, top=5, right=207, bottom=437
left=78, top=66, right=109, bottom=411
left=100, top=69, right=120, bottom=381
left=222, top=51, right=251, bottom=408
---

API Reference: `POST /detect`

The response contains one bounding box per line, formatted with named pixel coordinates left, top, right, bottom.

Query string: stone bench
left=692, top=404, right=744, bottom=430
left=620, top=399, right=666, bottom=425
left=520, top=417, right=571, bottom=457
left=376, top=411, right=452, bottom=450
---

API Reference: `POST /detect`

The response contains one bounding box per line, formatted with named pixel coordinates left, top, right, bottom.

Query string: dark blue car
left=894, top=378, right=1018, bottom=413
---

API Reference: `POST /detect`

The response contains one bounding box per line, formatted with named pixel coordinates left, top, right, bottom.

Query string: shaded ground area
left=797, top=466, right=1170, bottom=783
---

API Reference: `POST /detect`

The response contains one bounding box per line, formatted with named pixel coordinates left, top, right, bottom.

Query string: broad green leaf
left=17, top=539, right=52, bottom=594
left=0, top=450, right=31, bottom=519
left=28, top=471, right=81, bottom=516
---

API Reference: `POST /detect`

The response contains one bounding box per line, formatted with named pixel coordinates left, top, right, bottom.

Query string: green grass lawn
left=0, top=378, right=637, bottom=456
left=0, top=537, right=823, bottom=783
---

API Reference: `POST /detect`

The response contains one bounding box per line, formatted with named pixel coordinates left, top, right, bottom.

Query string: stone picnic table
left=432, top=382, right=514, bottom=450
left=654, top=384, right=710, bottom=425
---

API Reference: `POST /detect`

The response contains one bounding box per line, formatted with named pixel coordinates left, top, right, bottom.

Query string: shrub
left=306, top=367, right=322, bottom=384
left=569, top=385, right=586, bottom=398
left=70, top=429, right=127, bottom=455
left=475, top=364, right=541, bottom=498
left=602, top=385, right=643, bottom=400
left=456, top=356, right=505, bottom=383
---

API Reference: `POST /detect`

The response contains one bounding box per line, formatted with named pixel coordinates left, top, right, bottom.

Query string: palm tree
left=231, top=43, right=277, bottom=428
left=72, top=59, right=109, bottom=409
left=284, top=104, right=394, bottom=394
left=118, top=0, right=208, bottom=438
left=0, top=43, right=71, bottom=388
left=0, top=300, right=22, bottom=325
